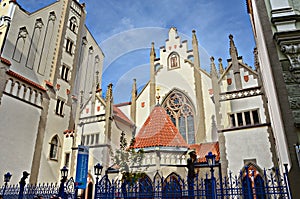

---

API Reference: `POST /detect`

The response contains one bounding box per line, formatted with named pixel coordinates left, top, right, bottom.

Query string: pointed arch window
left=162, top=91, right=195, bottom=144
left=49, top=135, right=59, bottom=160
left=168, top=52, right=180, bottom=69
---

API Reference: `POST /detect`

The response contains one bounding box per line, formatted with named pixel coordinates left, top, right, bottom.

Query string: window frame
left=55, top=98, right=65, bottom=117
left=61, top=64, right=70, bottom=82
left=229, top=109, right=261, bottom=127
left=66, top=38, right=74, bottom=55
left=49, top=135, right=59, bottom=160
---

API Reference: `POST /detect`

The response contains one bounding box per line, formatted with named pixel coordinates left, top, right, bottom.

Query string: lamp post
left=205, top=152, right=216, bottom=199
left=58, top=166, right=68, bottom=199
left=94, top=163, right=103, bottom=198
left=2, top=172, right=12, bottom=196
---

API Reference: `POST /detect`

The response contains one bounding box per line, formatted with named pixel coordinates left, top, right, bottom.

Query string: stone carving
left=281, top=44, right=300, bottom=72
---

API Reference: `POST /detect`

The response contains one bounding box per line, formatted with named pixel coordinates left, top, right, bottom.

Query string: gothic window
left=162, top=91, right=195, bottom=144
left=49, top=135, right=59, bottom=160
left=12, top=27, right=28, bottom=62
left=37, top=11, right=56, bottom=75
left=55, top=98, right=64, bottom=116
left=69, top=17, right=77, bottom=33
left=229, top=109, right=260, bottom=127
left=26, top=18, right=43, bottom=69
left=61, top=64, right=70, bottom=82
left=66, top=38, right=74, bottom=55
left=168, top=53, right=180, bottom=69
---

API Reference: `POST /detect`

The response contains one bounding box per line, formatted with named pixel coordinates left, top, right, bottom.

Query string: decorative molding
left=281, top=43, right=300, bottom=71
left=220, top=87, right=262, bottom=101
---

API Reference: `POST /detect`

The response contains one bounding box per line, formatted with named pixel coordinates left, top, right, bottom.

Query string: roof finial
left=156, top=86, right=161, bottom=105
left=192, top=29, right=198, bottom=44
left=210, top=56, right=217, bottom=76
left=218, top=58, right=224, bottom=74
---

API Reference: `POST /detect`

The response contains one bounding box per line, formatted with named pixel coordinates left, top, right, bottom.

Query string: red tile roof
left=113, top=105, right=134, bottom=126
left=133, top=105, right=188, bottom=148
left=115, top=101, right=131, bottom=107
left=189, top=142, right=220, bottom=163
left=7, top=70, right=46, bottom=91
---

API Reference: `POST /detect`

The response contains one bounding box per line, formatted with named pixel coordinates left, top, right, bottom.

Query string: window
left=55, top=98, right=64, bottom=116
left=162, top=91, right=195, bottom=144
left=69, top=17, right=77, bottom=32
left=168, top=53, right=180, bottom=69
left=64, top=153, right=70, bottom=167
left=66, top=38, right=73, bottom=54
left=61, top=65, right=70, bottom=82
left=49, top=136, right=59, bottom=160
left=229, top=109, right=260, bottom=127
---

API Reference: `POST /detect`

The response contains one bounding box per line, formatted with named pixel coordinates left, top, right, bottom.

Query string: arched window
left=163, top=172, right=183, bottom=198
left=69, top=17, right=77, bottom=32
left=49, top=135, right=59, bottom=160
left=162, top=90, right=195, bottom=144
left=168, top=52, right=180, bottom=69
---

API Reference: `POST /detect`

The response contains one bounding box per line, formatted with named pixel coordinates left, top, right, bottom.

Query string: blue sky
left=18, top=0, right=255, bottom=103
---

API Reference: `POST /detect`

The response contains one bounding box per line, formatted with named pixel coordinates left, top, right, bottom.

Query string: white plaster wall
left=0, top=95, right=41, bottom=185
left=136, top=83, right=150, bottom=131
left=224, top=127, right=274, bottom=175
left=251, top=0, right=290, bottom=171
left=2, top=1, right=63, bottom=84
left=38, top=97, right=72, bottom=182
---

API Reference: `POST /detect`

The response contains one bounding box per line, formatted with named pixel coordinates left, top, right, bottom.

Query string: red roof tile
left=113, top=105, right=134, bottom=126
left=7, top=70, right=46, bottom=91
left=189, top=142, right=220, bottom=163
left=115, top=101, right=131, bottom=107
left=133, top=105, right=188, bottom=148
left=0, top=57, right=11, bottom=66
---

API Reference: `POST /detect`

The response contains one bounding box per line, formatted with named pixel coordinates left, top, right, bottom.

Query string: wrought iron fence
left=0, top=178, right=76, bottom=199
left=1, top=167, right=291, bottom=199
left=95, top=166, right=291, bottom=199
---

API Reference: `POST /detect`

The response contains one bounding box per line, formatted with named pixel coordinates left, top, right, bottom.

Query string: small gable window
left=49, top=135, right=59, bottom=160
left=168, top=52, right=180, bottom=69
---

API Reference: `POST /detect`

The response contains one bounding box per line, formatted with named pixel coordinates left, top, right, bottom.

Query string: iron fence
left=0, top=166, right=291, bottom=199
left=0, top=178, right=76, bottom=199
left=95, top=166, right=291, bottom=199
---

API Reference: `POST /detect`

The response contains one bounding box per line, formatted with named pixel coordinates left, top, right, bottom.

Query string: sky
left=18, top=0, right=255, bottom=103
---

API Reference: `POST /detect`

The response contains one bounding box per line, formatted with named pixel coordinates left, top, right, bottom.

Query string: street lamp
left=2, top=172, right=12, bottom=196
left=59, top=166, right=68, bottom=199
left=94, top=163, right=103, bottom=198
left=205, top=152, right=216, bottom=199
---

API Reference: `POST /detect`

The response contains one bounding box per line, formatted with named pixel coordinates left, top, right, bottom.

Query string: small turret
left=228, top=34, right=242, bottom=90
left=130, top=79, right=137, bottom=123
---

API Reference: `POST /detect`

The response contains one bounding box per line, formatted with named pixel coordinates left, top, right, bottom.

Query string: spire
left=150, top=42, right=156, bottom=110
left=150, top=42, right=156, bottom=57
left=228, top=34, right=242, bottom=90
left=192, top=30, right=198, bottom=45
left=210, top=56, right=218, bottom=77
left=131, top=79, right=137, bottom=123
left=229, top=34, right=238, bottom=59
left=218, top=58, right=224, bottom=74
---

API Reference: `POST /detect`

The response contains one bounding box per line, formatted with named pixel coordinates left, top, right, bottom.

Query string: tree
left=113, top=131, right=145, bottom=182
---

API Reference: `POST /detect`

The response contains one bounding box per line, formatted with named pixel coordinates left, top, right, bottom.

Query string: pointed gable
left=133, top=105, right=188, bottom=148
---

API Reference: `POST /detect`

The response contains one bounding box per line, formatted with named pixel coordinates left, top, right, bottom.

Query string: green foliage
left=113, top=132, right=145, bottom=182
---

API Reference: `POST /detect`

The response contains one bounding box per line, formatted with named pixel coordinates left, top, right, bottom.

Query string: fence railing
left=0, top=178, right=76, bottom=199
left=0, top=166, right=291, bottom=199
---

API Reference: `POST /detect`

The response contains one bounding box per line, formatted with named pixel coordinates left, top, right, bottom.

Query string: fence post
left=18, top=171, right=29, bottom=199
left=283, top=164, right=292, bottom=199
